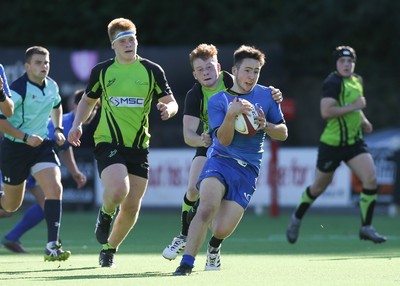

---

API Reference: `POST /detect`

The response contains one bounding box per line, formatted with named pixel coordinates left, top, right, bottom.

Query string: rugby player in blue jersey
left=174, top=45, right=288, bottom=275
left=163, top=43, right=283, bottom=261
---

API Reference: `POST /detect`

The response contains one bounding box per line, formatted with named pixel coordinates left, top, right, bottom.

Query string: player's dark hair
left=233, top=45, right=265, bottom=68
left=25, top=46, right=49, bottom=63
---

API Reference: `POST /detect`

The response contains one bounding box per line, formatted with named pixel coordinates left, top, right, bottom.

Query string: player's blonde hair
left=107, top=18, right=136, bottom=43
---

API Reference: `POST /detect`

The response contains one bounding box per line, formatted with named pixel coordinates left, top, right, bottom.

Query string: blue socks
left=4, top=203, right=44, bottom=241
left=181, top=254, right=195, bottom=268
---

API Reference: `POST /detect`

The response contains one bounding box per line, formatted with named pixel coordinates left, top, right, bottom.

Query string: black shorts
left=316, top=140, right=369, bottom=173
left=1, top=138, right=59, bottom=185
left=193, top=147, right=208, bottom=159
left=93, top=142, right=149, bottom=179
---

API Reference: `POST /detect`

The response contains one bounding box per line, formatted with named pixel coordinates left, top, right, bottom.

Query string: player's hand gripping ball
left=234, top=103, right=260, bottom=136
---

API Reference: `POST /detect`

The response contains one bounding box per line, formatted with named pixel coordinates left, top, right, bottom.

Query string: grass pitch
left=0, top=207, right=399, bottom=286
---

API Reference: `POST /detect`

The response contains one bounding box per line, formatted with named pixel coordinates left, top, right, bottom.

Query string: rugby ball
left=235, top=107, right=259, bottom=136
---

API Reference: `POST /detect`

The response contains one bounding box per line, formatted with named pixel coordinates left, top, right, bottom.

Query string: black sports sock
left=181, top=194, right=195, bottom=236
left=44, top=199, right=62, bottom=242
left=294, top=187, right=318, bottom=219
left=209, top=236, right=224, bottom=249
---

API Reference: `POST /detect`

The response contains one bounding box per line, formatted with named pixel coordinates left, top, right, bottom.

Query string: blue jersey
left=6, top=73, right=62, bottom=143
left=207, top=84, right=284, bottom=173
left=0, top=64, right=11, bottom=99
left=47, top=111, right=95, bottom=150
left=47, top=111, right=74, bottom=151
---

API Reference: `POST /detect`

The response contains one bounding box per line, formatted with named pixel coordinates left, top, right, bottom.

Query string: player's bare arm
left=360, top=111, right=373, bottom=133
left=0, top=118, right=43, bottom=147
left=68, top=95, right=97, bottom=147
left=157, top=94, right=178, bottom=120
left=264, top=121, right=288, bottom=141
left=183, top=115, right=205, bottom=147
left=218, top=99, right=251, bottom=146
left=320, top=96, right=366, bottom=120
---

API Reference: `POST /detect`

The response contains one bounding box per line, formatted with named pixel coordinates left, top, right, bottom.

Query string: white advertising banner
left=255, top=146, right=351, bottom=207
left=95, top=146, right=351, bottom=207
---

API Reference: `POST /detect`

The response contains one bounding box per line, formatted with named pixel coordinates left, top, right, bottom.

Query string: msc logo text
left=109, top=97, right=144, bottom=107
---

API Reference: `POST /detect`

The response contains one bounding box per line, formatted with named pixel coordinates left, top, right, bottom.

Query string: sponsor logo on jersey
left=135, top=80, right=148, bottom=85
left=107, top=78, right=116, bottom=87
left=109, top=97, right=144, bottom=107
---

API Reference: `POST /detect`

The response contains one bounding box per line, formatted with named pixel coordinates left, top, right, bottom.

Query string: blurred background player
left=0, top=89, right=98, bottom=253
left=286, top=46, right=386, bottom=244
left=0, top=46, right=71, bottom=261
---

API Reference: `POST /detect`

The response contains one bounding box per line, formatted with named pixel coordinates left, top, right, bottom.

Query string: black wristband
left=0, top=89, right=6, bottom=102
left=23, top=133, right=29, bottom=143
left=54, top=126, right=64, bottom=133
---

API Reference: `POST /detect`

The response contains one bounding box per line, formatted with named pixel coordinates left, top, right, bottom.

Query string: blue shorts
left=197, top=155, right=257, bottom=209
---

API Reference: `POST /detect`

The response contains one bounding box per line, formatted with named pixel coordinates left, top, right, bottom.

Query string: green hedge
left=1, top=0, right=398, bottom=145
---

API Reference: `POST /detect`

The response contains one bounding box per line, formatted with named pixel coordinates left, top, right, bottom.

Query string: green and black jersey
left=86, top=55, right=173, bottom=149
left=320, top=72, right=364, bottom=146
left=183, top=71, right=233, bottom=133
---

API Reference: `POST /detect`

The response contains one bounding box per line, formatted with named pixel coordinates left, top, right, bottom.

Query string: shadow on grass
left=39, top=271, right=177, bottom=280
left=0, top=267, right=97, bottom=276
left=0, top=269, right=177, bottom=281
left=310, top=255, right=400, bottom=261
left=0, top=265, right=182, bottom=281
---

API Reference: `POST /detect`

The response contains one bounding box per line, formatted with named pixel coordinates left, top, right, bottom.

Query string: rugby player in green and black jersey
left=286, top=46, right=386, bottom=244
left=68, top=18, right=178, bottom=267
